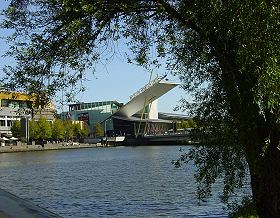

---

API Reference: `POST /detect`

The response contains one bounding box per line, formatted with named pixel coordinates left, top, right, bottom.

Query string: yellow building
left=0, top=91, right=56, bottom=135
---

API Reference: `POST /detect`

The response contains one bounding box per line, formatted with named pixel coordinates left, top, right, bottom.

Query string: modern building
left=110, top=76, right=180, bottom=137
left=61, top=101, right=123, bottom=136
left=63, top=76, right=189, bottom=139
left=0, top=91, right=56, bottom=135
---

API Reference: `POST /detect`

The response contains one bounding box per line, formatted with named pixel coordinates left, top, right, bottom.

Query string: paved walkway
left=0, top=189, right=60, bottom=218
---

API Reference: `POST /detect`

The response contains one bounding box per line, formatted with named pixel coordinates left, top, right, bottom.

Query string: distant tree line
left=11, top=118, right=89, bottom=142
left=92, top=123, right=104, bottom=137
left=176, top=119, right=197, bottom=130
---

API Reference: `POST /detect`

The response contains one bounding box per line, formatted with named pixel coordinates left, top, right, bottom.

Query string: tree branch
left=155, top=0, right=200, bottom=33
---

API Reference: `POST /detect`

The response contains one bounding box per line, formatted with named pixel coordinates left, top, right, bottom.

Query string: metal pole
left=104, top=120, right=107, bottom=137
left=26, top=116, right=30, bottom=143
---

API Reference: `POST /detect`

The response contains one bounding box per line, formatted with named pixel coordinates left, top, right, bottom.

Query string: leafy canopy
left=11, top=120, right=21, bottom=138
left=52, top=119, right=65, bottom=140
left=2, top=0, right=279, bottom=112
left=93, top=123, right=104, bottom=137
left=2, top=0, right=280, bottom=216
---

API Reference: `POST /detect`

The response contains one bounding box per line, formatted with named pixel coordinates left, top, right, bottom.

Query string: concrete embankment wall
left=0, top=188, right=61, bottom=217
left=0, top=142, right=105, bottom=153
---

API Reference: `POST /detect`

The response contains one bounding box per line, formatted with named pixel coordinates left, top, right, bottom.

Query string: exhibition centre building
left=64, top=76, right=189, bottom=138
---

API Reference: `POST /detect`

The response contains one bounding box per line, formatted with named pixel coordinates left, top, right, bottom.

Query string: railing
left=129, top=77, right=161, bottom=100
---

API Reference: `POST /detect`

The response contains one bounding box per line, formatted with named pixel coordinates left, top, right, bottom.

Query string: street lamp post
left=25, top=114, right=31, bottom=143
left=104, top=120, right=107, bottom=137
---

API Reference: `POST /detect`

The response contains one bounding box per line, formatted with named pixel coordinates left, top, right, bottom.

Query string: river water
left=0, top=146, right=247, bottom=217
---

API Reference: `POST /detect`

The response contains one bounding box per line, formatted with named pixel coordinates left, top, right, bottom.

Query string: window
left=1, top=100, right=9, bottom=107
left=7, top=120, right=13, bottom=127
left=0, top=120, right=5, bottom=126
left=9, top=101, right=20, bottom=108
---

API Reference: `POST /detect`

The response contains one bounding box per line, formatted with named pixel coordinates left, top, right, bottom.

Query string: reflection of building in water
left=62, top=77, right=190, bottom=138
left=0, top=91, right=56, bottom=135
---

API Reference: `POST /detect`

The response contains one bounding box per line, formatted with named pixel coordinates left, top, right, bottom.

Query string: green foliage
left=37, top=117, right=52, bottom=140
left=2, top=0, right=280, bottom=216
left=73, top=122, right=89, bottom=140
left=52, top=119, right=65, bottom=140
left=80, top=123, right=89, bottom=138
left=229, top=196, right=259, bottom=218
left=64, top=120, right=74, bottom=140
left=73, top=123, right=82, bottom=139
left=29, top=118, right=88, bottom=141
left=29, top=119, right=40, bottom=140
left=52, top=120, right=88, bottom=141
left=11, top=120, right=21, bottom=138
left=177, top=119, right=197, bottom=129
left=93, top=123, right=104, bottom=137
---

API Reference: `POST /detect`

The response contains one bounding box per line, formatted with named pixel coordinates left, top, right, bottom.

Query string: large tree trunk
left=256, top=126, right=280, bottom=218
left=213, top=37, right=280, bottom=218
left=235, top=93, right=280, bottom=218
left=237, top=104, right=280, bottom=218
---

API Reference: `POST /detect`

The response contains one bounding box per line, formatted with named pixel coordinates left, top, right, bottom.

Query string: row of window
left=69, top=102, right=121, bottom=111
left=1, top=100, right=32, bottom=109
left=0, top=120, right=15, bottom=127
left=0, top=116, right=18, bottom=119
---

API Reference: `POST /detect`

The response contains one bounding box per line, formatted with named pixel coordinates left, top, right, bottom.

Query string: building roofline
left=0, top=91, right=36, bottom=101
left=68, top=100, right=123, bottom=108
left=111, top=115, right=173, bottom=123
left=158, top=112, right=191, bottom=120
left=113, top=79, right=178, bottom=118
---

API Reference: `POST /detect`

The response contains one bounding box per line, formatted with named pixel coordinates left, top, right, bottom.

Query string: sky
left=0, top=1, right=189, bottom=114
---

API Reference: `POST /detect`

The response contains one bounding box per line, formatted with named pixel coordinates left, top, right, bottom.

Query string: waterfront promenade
left=0, top=142, right=101, bottom=153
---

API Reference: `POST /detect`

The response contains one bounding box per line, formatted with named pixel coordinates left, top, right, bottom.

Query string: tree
left=52, top=119, right=65, bottom=141
left=73, top=122, right=89, bottom=141
left=73, top=122, right=82, bottom=139
left=11, top=120, right=21, bottom=138
left=29, top=119, right=40, bottom=141
left=80, top=123, right=89, bottom=138
left=64, top=120, right=74, bottom=141
left=186, top=119, right=196, bottom=129
left=177, top=119, right=197, bottom=129
left=2, top=1, right=279, bottom=217
left=37, top=117, right=52, bottom=140
left=93, top=123, right=104, bottom=137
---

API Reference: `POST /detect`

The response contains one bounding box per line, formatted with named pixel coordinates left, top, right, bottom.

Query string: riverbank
left=0, top=188, right=60, bottom=218
left=0, top=142, right=104, bottom=153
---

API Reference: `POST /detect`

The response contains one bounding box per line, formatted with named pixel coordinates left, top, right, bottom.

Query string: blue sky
left=0, top=1, right=188, bottom=114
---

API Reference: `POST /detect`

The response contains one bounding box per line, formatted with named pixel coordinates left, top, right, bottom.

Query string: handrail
left=130, top=77, right=160, bottom=100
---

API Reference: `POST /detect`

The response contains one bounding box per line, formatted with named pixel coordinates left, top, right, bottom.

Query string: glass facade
left=64, top=101, right=123, bottom=136
left=69, top=101, right=121, bottom=112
